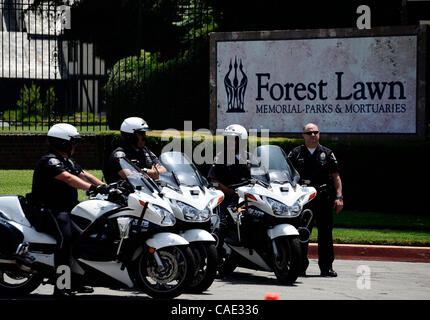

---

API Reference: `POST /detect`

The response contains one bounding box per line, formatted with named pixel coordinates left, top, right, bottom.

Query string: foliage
left=104, top=36, right=210, bottom=130
left=0, top=83, right=108, bottom=126
left=66, top=0, right=186, bottom=66
left=2, top=83, right=58, bottom=123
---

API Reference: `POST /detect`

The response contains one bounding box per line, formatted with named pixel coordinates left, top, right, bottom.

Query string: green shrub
left=104, top=42, right=210, bottom=130
left=2, top=83, right=59, bottom=124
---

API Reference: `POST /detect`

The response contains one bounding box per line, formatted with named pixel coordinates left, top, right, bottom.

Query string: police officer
left=32, top=123, right=109, bottom=297
left=207, top=124, right=251, bottom=245
left=288, top=123, right=343, bottom=277
left=104, top=117, right=166, bottom=183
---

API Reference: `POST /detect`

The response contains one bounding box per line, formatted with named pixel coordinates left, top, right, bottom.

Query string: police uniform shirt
left=288, top=144, right=339, bottom=195
left=207, top=151, right=251, bottom=187
left=32, top=152, right=83, bottom=212
left=105, top=144, right=159, bottom=183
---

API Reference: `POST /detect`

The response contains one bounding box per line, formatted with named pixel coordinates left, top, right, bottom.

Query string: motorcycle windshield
left=118, top=157, right=158, bottom=194
left=251, top=145, right=300, bottom=185
left=158, top=151, right=207, bottom=188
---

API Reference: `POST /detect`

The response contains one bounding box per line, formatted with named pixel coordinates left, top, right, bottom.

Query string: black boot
left=53, top=287, right=75, bottom=299
left=71, top=285, right=94, bottom=294
left=320, top=268, right=337, bottom=277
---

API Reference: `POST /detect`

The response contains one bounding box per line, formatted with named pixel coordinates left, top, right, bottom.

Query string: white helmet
left=47, top=123, right=81, bottom=154
left=223, top=124, right=248, bottom=140
left=47, top=123, right=81, bottom=141
left=120, top=117, right=150, bottom=134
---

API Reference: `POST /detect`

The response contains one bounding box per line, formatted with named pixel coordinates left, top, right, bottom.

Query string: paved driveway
left=12, top=259, right=430, bottom=300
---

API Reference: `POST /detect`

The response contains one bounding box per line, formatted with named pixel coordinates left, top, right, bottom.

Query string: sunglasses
left=303, top=131, right=319, bottom=135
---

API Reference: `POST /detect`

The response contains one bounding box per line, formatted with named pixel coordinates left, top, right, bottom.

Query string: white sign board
left=215, top=35, right=417, bottom=133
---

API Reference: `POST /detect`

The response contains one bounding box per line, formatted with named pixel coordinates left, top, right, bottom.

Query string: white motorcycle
left=0, top=156, right=195, bottom=299
left=213, top=145, right=316, bottom=284
left=157, top=151, right=224, bottom=293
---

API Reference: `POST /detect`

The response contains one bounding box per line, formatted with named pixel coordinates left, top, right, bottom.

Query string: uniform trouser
left=50, top=211, right=73, bottom=276
left=218, top=195, right=237, bottom=238
left=301, top=198, right=335, bottom=273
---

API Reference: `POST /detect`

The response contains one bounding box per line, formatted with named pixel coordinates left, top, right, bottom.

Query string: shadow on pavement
left=215, top=270, right=299, bottom=287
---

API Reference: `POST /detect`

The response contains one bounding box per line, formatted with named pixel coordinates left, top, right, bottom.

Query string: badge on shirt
left=320, top=152, right=326, bottom=161
left=48, top=158, right=61, bottom=166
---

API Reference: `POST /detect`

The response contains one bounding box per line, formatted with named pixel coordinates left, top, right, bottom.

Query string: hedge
left=95, top=130, right=430, bottom=215
left=104, top=43, right=210, bottom=131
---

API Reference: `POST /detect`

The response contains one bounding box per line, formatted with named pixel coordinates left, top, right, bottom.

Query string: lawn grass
left=1, top=169, right=429, bottom=246
left=310, top=228, right=430, bottom=247
left=0, top=169, right=102, bottom=201
left=334, top=210, right=430, bottom=232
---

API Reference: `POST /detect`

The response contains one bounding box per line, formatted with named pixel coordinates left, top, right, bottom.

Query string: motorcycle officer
left=104, top=117, right=166, bottom=183
left=207, top=124, right=251, bottom=246
left=31, top=123, right=109, bottom=297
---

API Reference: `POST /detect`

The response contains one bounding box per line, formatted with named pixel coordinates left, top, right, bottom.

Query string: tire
left=132, top=245, right=195, bottom=299
left=187, top=243, right=218, bottom=293
left=0, top=269, right=43, bottom=296
left=272, top=236, right=301, bottom=285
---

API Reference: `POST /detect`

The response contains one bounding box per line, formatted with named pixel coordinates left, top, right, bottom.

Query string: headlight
left=266, top=197, right=301, bottom=217
left=177, top=201, right=211, bottom=222
left=290, top=202, right=302, bottom=215
left=150, top=204, right=176, bottom=226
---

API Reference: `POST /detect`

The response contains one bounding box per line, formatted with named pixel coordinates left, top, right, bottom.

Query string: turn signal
left=217, top=196, right=224, bottom=205
left=245, top=193, right=257, bottom=201
left=308, top=193, right=316, bottom=201
left=139, top=200, right=146, bottom=206
left=148, top=247, right=155, bottom=254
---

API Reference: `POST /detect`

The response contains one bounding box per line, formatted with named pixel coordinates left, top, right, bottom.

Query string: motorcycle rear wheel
left=132, top=245, right=195, bottom=299
left=0, top=269, right=43, bottom=296
left=272, top=236, right=301, bottom=285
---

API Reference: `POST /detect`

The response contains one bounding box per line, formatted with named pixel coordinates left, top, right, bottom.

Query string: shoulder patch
left=114, top=151, right=126, bottom=159
left=48, top=158, right=61, bottom=166
left=330, top=152, right=337, bottom=161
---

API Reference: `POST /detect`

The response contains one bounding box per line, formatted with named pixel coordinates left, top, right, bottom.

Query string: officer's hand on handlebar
left=89, top=184, right=111, bottom=195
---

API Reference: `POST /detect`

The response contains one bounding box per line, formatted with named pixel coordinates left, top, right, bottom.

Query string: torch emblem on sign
left=224, top=57, right=247, bottom=113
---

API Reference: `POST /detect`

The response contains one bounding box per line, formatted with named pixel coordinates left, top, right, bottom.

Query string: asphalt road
left=11, top=258, right=430, bottom=300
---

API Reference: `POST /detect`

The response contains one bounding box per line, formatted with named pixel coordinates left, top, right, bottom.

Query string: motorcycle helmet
left=222, top=124, right=248, bottom=159
left=222, top=124, right=248, bottom=140
left=47, top=123, right=82, bottom=155
left=120, top=117, right=151, bottom=146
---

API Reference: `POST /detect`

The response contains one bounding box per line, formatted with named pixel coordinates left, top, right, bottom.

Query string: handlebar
left=227, top=178, right=269, bottom=190
left=86, top=180, right=133, bottom=197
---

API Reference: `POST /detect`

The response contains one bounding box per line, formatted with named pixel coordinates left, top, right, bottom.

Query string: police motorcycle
left=0, top=156, right=195, bottom=299
left=213, top=145, right=316, bottom=284
left=156, top=151, right=224, bottom=293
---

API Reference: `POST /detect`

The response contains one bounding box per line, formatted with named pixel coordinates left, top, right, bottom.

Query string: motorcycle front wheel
left=132, top=245, right=195, bottom=299
left=0, top=269, right=43, bottom=296
left=272, top=236, right=301, bottom=285
left=187, top=242, right=218, bottom=293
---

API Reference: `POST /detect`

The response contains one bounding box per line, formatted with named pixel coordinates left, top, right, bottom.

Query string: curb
left=308, top=243, right=430, bottom=263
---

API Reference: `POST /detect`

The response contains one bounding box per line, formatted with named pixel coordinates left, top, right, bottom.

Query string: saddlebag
left=0, top=218, right=24, bottom=256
